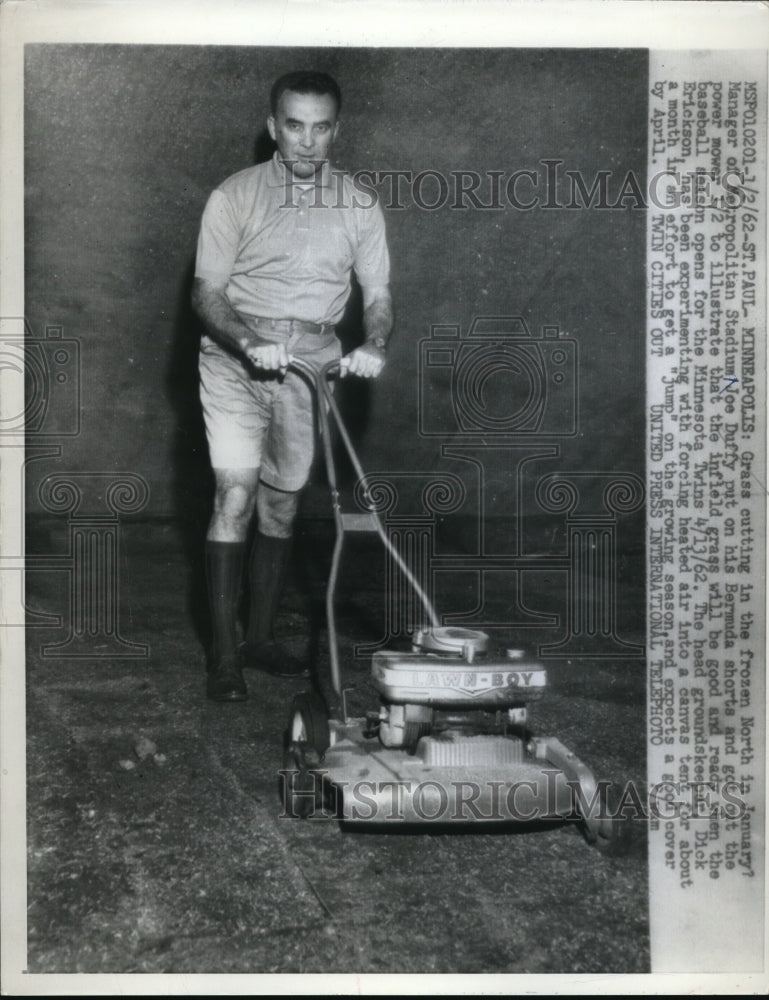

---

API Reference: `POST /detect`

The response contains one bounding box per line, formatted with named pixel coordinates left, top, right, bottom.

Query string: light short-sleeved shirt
left=195, top=153, right=390, bottom=327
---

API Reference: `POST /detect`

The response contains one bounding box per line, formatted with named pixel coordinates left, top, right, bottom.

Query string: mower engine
left=373, top=627, right=546, bottom=753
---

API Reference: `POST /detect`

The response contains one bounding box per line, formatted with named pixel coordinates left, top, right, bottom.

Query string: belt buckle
left=283, top=318, right=327, bottom=335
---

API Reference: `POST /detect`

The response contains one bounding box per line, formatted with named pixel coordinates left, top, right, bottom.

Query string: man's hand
left=242, top=340, right=293, bottom=375
left=339, top=342, right=385, bottom=379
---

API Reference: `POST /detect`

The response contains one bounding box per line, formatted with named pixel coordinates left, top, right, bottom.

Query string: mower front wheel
left=579, top=783, right=633, bottom=857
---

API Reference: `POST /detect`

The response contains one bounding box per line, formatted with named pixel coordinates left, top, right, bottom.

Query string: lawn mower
left=280, top=358, right=626, bottom=852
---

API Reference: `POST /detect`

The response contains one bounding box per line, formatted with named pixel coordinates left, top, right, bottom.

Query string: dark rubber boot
left=242, top=533, right=307, bottom=677
left=206, top=650, right=247, bottom=702
left=205, top=541, right=248, bottom=701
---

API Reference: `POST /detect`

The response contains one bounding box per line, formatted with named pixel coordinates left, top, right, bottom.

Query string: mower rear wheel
left=287, top=692, right=330, bottom=755
left=282, top=692, right=330, bottom=818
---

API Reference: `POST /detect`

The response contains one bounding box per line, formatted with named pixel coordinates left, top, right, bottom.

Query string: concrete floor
left=24, top=516, right=649, bottom=975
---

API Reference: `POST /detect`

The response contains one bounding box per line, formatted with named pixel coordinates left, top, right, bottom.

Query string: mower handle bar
left=286, top=356, right=441, bottom=675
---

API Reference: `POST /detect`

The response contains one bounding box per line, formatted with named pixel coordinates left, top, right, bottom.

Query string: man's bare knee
left=208, top=469, right=259, bottom=541
left=256, top=483, right=300, bottom=538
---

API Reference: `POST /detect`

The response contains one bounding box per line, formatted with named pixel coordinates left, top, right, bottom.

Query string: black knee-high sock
left=205, top=540, right=245, bottom=662
left=246, top=532, right=292, bottom=646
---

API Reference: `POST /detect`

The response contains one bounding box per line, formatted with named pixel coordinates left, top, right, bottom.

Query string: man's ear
left=332, top=119, right=341, bottom=142
left=267, top=115, right=276, bottom=141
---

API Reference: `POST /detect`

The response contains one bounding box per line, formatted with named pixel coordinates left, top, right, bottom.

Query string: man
left=192, top=71, right=393, bottom=702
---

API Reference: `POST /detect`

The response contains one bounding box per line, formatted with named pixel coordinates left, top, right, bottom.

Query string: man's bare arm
left=363, top=284, right=394, bottom=349
left=191, top=277, right=292, bottom=373
left=341, top=284, right=393, bottom=378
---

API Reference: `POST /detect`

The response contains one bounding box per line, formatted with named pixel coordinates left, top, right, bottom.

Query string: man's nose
left=299, top=129, right=313, bottom=148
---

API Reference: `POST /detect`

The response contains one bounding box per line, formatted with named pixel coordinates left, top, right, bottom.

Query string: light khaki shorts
left=198, top=327, right=341, bottom=491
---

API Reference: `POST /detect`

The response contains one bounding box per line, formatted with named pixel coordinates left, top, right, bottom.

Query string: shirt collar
left=267, top=151, right=334, bottom=189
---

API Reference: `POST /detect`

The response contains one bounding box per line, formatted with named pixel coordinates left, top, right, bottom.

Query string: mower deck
left=319, top=720, right=596, bottom=826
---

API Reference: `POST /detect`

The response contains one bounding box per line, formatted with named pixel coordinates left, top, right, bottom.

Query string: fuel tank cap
left=412, top=626, right=490, bottom=655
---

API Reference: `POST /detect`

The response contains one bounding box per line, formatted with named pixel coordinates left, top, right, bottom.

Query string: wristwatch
left=369, top=336, right=387, bottom=352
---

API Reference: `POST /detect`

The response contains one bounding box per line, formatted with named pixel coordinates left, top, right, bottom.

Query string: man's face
left=267, top=90, right=340, bottom=179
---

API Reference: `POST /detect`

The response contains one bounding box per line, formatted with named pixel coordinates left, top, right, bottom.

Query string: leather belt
left=253, top=317, right=335, bottom=336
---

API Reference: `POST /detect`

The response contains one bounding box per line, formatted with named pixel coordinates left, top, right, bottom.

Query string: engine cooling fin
left=416, top=733, right=523, bottom=766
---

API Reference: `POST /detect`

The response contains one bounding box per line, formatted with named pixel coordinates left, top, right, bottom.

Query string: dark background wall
left=24, top=46, right=647, bottom=563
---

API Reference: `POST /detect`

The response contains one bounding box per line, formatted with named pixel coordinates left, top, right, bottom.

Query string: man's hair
left=270, top=71, right=342, bottom=115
